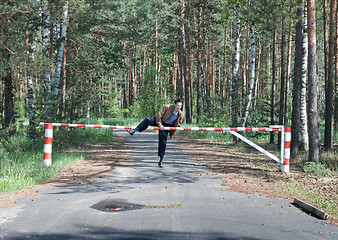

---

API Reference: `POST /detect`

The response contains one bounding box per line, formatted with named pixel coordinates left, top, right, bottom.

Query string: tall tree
left=270, top=28, right=277, bottom=144
left=41, top=0, right=51, bottom=108
left=278, top=11, right=286, bottom=145
left=231, top=4, right=241, bottom=129
left=1, top=0, right=14, bottom=128
left=240, top=0, right=255, bottom=127
left=300, top=0, right=309, bottom=151
left=26, top=0, right=40, bottom=139
left=180, top=0, right=191, bottom=123
left=324, top=0, right=335, bottom=149
left=307, top=0, right=321, bottom=164
left=335, top=0, right=338, bottom=137
left=323, top=0, right=329, bottom=96
left=53, top=1, right=69, bottom=117
left=284, top=4, right=293, bottom=127
left=291, top=0, right=303, bottom=158
left=195, top=3, right=202, bottom=123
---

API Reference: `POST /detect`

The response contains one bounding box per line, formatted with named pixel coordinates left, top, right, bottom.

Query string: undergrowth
left=0, top=124, right=114, bottom=193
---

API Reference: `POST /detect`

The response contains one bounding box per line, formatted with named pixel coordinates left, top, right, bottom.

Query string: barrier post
left=43, top=123, right=53, bottom=167
left=282, top=127, right=291, bottom=173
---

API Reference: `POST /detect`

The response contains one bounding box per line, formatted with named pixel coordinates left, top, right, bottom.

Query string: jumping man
left=127, top=99, right=184, bottom=168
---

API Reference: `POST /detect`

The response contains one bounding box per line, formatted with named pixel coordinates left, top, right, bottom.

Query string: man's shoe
left=158, top=159, right=164, bottom=168
left=127, top=129, right=136, bottom=135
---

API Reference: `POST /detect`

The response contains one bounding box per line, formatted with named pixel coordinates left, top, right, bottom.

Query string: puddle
left=91, top=199, right=143, bottom=212
left=91, top=199, right=183, bottom=213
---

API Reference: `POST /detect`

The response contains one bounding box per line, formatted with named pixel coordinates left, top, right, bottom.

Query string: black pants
left=136, top=117, right=170, bottom=159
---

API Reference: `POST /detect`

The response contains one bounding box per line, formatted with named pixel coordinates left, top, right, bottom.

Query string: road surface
left=0, top=131, right=337, bottom=239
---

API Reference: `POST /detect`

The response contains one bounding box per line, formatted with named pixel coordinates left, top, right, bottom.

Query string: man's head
left=174, top=99, right=183, bottom=111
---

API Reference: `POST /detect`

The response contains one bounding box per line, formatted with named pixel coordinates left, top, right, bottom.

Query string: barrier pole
left=282, top=127, right=291, bottom=173
left=39, top=122, right=290, bottom=171
left=43, top=123, right=53, bottom=167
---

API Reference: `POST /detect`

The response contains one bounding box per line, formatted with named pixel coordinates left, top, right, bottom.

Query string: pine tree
left=307, top=0, right=321, bottom=164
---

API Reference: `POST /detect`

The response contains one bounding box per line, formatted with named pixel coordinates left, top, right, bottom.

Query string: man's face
left=175, top=102, right=182, bottom=111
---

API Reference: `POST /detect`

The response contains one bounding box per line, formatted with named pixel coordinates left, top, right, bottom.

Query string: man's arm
left=155, top=105, right=169, bottom=127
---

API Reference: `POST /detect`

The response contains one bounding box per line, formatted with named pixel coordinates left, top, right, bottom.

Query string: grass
left=142, top=204, right=184, bottom=209
left=284, top=179, right=337, bottom=219
left=0, top=124, right=114, bottom=193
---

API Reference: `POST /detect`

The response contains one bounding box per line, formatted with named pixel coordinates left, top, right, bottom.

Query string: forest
left=0, top=0, right=337, bottom=165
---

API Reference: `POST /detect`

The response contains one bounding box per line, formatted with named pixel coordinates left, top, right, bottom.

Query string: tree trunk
left=284, top=4, right=293, bottom=127
left=155, top=18, right=158, bottom=87
left=61, top=42, right=67, bottom=118
left=180, top=0, right=191, bottom=123
left=291, top=1, right=303, bottom=158
left=300, top=1, right=309, bottom=151
left=133, top=42, right=137, bottom=100
left=278, top=14, right=286, bottom=145
left=222, top=26, right=227, bottom=108
left=53, top=1, right=68, bottom=114
left=26, top=0, right=40, bottom=140
left=1, top=1, right=14, bottom=129
left=3, top=57, right=14, bottom=128
left=324, top=0, right=335, bottom=149
left=131, top=41, right=136, bottom=104
left=177, top=38, right=184, bottom=100
left=232, top=5, right=241, bottom=130
left=270, top=28, right=276, bottom=144
left=186, top=5, right=193, bottom=120
left=201, top=6, right=207, bottom=110
left=41, top=0, right=51, bottom=106
left=240, top=0, right=255, bottom=127
left=335, top=0, right=338, bottom=138
left=195, top=4, right=202, bottom=123
left=172, top=52, right=177, bottom=98
left=307, top=0, right=321, bottom=164
left=323, top=0, right=329, bottom=113
left=244, top=25, right=249, bottom=98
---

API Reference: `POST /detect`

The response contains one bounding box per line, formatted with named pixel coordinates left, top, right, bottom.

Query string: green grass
left=142, top=204, right=184, bottom=209
left=284, top=179, right=337, bottom=218
left=0, top=124, right=115, bottom=193
left=321, top=150, right=338, bottom=172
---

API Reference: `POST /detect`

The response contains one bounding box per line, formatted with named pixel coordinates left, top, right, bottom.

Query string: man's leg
left=158, top=129, right=169, bottom=168
left=128, top=117, right=156, bottom=135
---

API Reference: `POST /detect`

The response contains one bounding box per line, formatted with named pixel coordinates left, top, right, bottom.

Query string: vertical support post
left=282, top=127, right=291, bottom=172
left=43, top=123, right=53, bottom=167
left=280, top=126, right=285, bottom=164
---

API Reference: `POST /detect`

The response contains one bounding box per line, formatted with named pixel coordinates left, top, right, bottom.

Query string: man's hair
left=174, top=99, right=183, bottom=104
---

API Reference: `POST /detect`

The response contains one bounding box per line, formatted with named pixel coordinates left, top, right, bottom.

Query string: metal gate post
left=43, top=123, right=53, bottom=167
left=282, top=127, right=291, bottom=173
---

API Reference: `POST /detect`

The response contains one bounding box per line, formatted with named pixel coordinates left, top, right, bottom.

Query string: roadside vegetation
left=0, top=118, right=116, bottom=193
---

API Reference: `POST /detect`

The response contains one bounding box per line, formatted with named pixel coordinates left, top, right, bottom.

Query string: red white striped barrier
left=39, top=122, right=290, bottom=172
left=282, top=127, right=291, bottom=173
left=43, top=123, right=53, bottom=167
left=40, top=122, right=283, bottom=132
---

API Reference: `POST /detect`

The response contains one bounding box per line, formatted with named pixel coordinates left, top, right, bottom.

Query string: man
left=127, top=99, right=184, bottom=168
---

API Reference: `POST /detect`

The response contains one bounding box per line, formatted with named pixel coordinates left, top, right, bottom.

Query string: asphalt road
left=0, top=130, right=337, bottom=240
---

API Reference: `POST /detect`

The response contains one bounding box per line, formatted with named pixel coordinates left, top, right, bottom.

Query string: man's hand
left=159, top=125, right=165, bottom=131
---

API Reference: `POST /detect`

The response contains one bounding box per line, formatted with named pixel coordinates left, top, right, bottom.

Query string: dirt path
left=1, top=133, right=337, bottom=226
left=174, top=134, right=291, bottom=199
